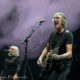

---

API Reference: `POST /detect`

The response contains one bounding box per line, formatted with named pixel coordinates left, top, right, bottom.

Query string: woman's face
left=9, top=47, right=15, bottom=55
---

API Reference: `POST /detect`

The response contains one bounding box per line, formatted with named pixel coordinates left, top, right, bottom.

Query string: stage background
left=0, top=0, right=80, bottom=80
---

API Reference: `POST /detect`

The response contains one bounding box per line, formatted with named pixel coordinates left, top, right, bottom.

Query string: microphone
left=3, top=50, right=9, bottom=52
left=37, top=19, right=45, bottom=23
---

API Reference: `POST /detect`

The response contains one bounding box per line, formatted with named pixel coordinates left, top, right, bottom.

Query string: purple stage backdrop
left=0, top=0, right=80, bottom=59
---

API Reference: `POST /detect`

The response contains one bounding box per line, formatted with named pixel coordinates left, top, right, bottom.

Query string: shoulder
left=64, top=30, right=73, bottom=43
left=64, top=30, right=73, bottom=37
left=50, top=31, right=56, bottom=37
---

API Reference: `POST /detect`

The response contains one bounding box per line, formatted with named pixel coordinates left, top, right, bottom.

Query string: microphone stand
left=22, top=21, right=44, bottom=80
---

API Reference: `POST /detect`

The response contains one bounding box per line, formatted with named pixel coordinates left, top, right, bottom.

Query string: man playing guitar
left=37, top=12, right=73, bottom=80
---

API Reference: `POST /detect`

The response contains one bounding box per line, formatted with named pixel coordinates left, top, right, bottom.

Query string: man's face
left=52, top=15, right=63, bottom=29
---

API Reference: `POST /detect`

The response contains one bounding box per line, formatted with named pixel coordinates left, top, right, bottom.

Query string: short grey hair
left=10, top=46, right=19, bottom=57
left=53, top=12, right=67, bottom=28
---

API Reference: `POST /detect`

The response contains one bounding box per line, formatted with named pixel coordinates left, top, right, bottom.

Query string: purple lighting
left=0, top=0, right=80, bottom=58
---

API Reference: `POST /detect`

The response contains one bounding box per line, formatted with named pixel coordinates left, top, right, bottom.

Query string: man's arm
left=39, top=47, right=48, bottom=59
left=37, top=47, right=48, bottom=65
left=55, top=44, right=72, bottom=60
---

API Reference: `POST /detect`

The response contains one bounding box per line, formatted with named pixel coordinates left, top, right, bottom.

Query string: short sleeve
left=66, top=32, right=73, bottom=44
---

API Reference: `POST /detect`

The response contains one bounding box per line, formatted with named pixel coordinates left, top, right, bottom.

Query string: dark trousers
left=47, top=61, right=71, bottom=80
left=1, top=69, right=17, bottom=80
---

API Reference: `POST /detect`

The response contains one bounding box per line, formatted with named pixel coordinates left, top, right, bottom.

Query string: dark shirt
left=2, top=55, right=20, bottom=76
left=47, top=29, right=73, bottom=55
left=47, top=29, right=73, bottom=66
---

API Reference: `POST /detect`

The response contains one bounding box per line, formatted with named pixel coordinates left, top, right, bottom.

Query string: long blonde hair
left=9, top=46, right=19, bottom=57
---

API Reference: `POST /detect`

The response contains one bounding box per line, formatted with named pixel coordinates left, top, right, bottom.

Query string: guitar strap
left=52, top=29, right=66, bottom=54
left=39, top=29, right=66, bottom=79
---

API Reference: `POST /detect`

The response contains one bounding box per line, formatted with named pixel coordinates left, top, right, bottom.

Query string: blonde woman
left=2, top=46, right=20, bottom=80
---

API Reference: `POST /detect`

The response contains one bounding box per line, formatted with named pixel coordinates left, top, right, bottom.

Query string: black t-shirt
left=47, top=29, right=73, bottom=55
left=47, top=29, right=73, bottom=72
left=3, top=55, right=20, bottom=76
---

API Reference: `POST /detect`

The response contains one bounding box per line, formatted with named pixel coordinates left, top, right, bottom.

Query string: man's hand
left=37, top=58, right=43, bottom=67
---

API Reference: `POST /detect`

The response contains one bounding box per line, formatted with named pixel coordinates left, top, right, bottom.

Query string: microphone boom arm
left=24, top=21, right=44, bottom=42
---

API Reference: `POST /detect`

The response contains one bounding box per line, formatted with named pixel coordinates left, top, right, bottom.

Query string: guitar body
left=39, top=60, right=53, bottom=80
left=39, top=47, right=59, bottom=80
